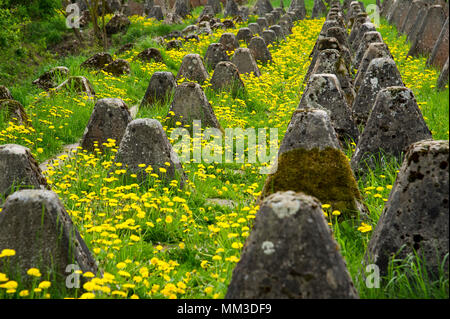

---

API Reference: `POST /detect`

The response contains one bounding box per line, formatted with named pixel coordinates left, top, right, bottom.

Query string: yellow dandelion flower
left=38, top=281, right=51, bottom=289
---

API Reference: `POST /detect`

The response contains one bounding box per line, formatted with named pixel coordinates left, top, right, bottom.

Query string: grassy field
left=0, top=1, right=448, bottom=299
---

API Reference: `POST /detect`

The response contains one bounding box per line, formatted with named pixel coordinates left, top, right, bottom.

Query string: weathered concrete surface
left=427, top=17, right=449, bottom=69
left=352, top=58, right=403, bottom=126
left=408, top=5, right=446, bottom=58
left=115, top=118, right=186, bottom=185
left=351, top=87, right=432, bottom=173
left=0, top=190, right=98, bottom=281
left=80, top=98, right=132, bottom=152
left=364, top=140, right=449, bottom=279
left=0, top=144, right=48, bottom=203
left=226, top=191, right=359, bottom=299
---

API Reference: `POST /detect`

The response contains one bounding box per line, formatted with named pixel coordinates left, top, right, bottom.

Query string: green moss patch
left=262, top=147, right=362, bottom=216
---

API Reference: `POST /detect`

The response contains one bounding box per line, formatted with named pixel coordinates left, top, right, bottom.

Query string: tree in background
left=1, top=0, right=61, bottom=18
left=60, top=0, right=109, bottom=50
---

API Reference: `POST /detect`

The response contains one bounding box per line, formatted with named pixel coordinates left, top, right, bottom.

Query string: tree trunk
left=88, top=0, right=102, bottom=45
left=102, top=0, right=108, bottom=50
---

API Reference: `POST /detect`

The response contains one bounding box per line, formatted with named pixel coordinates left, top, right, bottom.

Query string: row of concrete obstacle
left=380, top=0, right=449, bottom=90
left=0, top=1, right=296, bottom=128
left=0, top=2, right=305, bottom=201
left=73, top=0, right=325, bottom=32
left=0, top=1, right=311, bottom=293
left=1, top=1, right=341, bottom=128
left=225, top=0, right=449, bottom=298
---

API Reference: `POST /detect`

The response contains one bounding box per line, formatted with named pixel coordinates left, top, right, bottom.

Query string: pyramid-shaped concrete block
left=115, top=118, right=186, bottom=185
left=364, top=140, right=449, bottom=279
left=174, top=0, right=191, bottom=19
left=141, top=71, right=177, bottom=107
left=354, top=31, right=384, bottom=69
left=248, top=23, right=262, bottom=36
left=210, top=61, right=245, bottom=93
left=385, top=0, right=401, bottom=21
left=354, top=42, right=393, bottom=92
left=319, top=20, right=342, bottom=37
left=231, top=48, right=262, bottom=77
left=32, top=66, right=69, bottom=91
left=204, top=43, right=230, bottom=70
left=237, top=28, right=253, bottom=45
left=327, top=11, right=346, bottom=30
left=80, top=52, right=113, bottom=70
left=148, top=5, right=164, bottom=20
left=351, top=22, right=376, bottom=53
left=347, top=3, right=363, bottom=20
left=351, top=87, right=432, bottom=174
left=326, top=27, right=352, bottom=53
left=311, top=49, right=355, bottom=106
left=166, top=82, right=223, bottom=132
left=224, top=0, right=240, bottom=18
left=226, top=191, right=359, bottom=299
left=279, top=109, right=341, bottom=154
left=269, top=25, right=286, bottom=41
left=312, top=0, right=327, bottom=18
left=0, top=144, right=48, bottom=203
left=208, top=0, right=222, bottom=14
left=427, top=17, right=449, bottom=69
left=380, top=0, right=395, bottom=17
left=219, top=33, right=240, bottom=52
left=265, top=12, right=276, bottom=25
left=262, top=29, right=277, bottom=45
left=271, top=9, right=281, bottom=23
left=405, top=6, right=428, bottom=46
left=176, top=54, right=209, bottom=84
left=0, top=190, right=98, bottom=281
left=257, top=17, right=269, bottom=30
left=437, top=57, right=449, bottom=90
left=0, top=85, right=13, bottom=100
left=54, top=76, right=95, bottom=98
left=262, top=108, right=364, bottom=216
left=248, top=36, right=272, bottom=64
left=388, top=0, right=411, bottom=30
left=305, top=37, right=353, bottom=88
left=289, top=0, right=307, bottom=17
left=0, top=99, right=30, bottom=126
left=299, top=74, right=359, bottom=143
left=279, top=20, right=291, bottom=36
left=348, top=14, right=369, bottom=44
left=252, top=0, right=274, bottom=16
left=346, top=2, right=362, bottom=20
left=352, top=57, right=404, bottom=126
left=400, top=0, right=425, bottom=35
left=102, top=59, right=131, bottom=76
left=408, top=5, right=446, bottom=58
left=80, top=98, right=132, bottom=152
